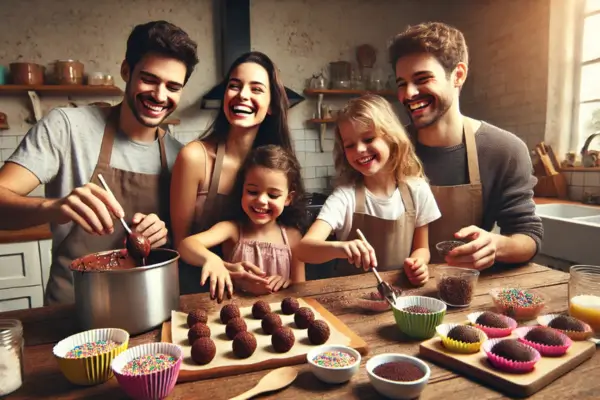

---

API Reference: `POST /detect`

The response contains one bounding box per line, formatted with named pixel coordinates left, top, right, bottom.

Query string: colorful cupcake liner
left=467, top=311, right=517, bottom=338
left=436, top=323, right=487, bottom=354
left=514, top=326, right=572, bottom=356
left=489, top=288, right=546, bottom=321
left=112, top=342, right=182, bottom=400
left=53, top=328, right=130, bottom=386
left=392, top=296, right=447, bottom=340
left=537, top=314, right=594, bottom=341
left=482, top=339, right=541, bottom=373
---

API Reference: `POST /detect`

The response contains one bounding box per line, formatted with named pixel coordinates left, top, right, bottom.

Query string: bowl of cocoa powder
left=436, top=266, right=480, bottom=307
left=366, top=353, right=430, bottom=399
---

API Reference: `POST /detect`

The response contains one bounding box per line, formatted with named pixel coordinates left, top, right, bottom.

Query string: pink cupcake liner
left=537, top=314, right=595, bottom=341
left=514, top=326, right=572, bottom=357
left=112, top=343, right=182, bottom=400
left=482, top=339, right=541, bottom=373
left=467, top=312, right=517, bottom=338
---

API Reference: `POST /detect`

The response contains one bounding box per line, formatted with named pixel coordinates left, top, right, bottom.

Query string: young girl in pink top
left=179, top=145, right=306, bottom=296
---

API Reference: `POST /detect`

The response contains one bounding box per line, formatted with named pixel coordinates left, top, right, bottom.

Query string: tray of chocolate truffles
left=419, top=308, right=596, bottom=397
left=161, top=297, right=368, bottom=382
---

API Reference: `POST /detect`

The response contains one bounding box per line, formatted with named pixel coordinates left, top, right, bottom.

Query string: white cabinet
left=0, top=240, right=48, bottom=310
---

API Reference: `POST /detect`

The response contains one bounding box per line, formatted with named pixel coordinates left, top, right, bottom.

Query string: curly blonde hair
left=333, top=94, right=425, bottom=186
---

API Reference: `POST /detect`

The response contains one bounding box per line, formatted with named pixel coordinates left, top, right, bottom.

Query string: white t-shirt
left=317, top=177, right=442, bottom=241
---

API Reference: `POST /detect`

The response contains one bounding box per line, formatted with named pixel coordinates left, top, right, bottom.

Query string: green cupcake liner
left=392, top=296, right=447, bottom=340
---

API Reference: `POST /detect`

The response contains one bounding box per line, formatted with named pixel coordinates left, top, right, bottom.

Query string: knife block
left=534, top=173, right=568, bottom=199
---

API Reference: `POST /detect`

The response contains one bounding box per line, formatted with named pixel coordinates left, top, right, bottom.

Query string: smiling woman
left=170, top=51, right=294, bottom=298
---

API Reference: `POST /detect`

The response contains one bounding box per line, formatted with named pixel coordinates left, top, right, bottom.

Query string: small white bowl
left=366, top=354, right=431, bottom=400
left=307, top=344, right=361, bottom=384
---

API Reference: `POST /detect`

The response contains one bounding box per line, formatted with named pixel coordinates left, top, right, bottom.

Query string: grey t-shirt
left=7, top=106, right=183, bottom=251
left=415, top=121, right=544, bottom=257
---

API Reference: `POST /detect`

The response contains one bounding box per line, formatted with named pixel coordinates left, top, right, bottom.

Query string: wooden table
left=2, top=263, right=598, bottom=399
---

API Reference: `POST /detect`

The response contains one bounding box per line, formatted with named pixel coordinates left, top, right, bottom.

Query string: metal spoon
left=97, top=174, right=150, bottom=261
left=229, top=366, right=297, bottom=400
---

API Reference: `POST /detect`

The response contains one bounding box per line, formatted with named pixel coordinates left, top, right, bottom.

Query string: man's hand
left=52, top=183, right=124, bottom=235
left=446, top=225, right=497, bottom=270
left=131, top=213, right=168, bottom=248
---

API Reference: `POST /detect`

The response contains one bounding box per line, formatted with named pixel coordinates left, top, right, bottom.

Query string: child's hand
left=403, top=257, right=429, bottom=286
left=225, top=261, right=269, bottom=283
left=234, top=277, right=272, bottom=296
left=200, top=255, right=233, bottom=303
left=337, top=239, right=377, bottom=270
left=267, top=275, right=291, bottom=292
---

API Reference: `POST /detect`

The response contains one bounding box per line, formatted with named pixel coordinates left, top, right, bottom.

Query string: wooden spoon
left=229, top=367, right=297, bottom=400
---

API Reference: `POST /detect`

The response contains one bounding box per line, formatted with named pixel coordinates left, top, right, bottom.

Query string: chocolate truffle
left=191, top=337, right=216, bottom=365
left=403, top=305, right=432, bottom=314
left=491, top=339, right=534, bottom=362
left=226, top=317, right=247, bottom=340
left=252, top=300, right=271, bottom=319
left=188, top=323, right=211, bottom=344
left=447, top=325, right=480, bottom=343
left=294, top=307, right=315, bottom=329
left=187, top=309, right=208, bottom=327
left=373, top=361, right=425, bottom=382
left=232, top=331, right=257, bottom=358
left=308, top=320, right=330, bottom=345
left=548, top=315, right=586, bottom=332
left=476, top=311, right=509, bottom=328
left=272, top=326, right=295, bottom=353
left=281, top=297, right=300, bottom=315
left=261, top=312, right=282, bottom=334
left=524, top=327, right=564, bottom=346
left=220, top=304, right=241, bottom=324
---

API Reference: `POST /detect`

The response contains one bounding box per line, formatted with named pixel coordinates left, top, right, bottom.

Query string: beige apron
left=180, top=141, right=239, bottom=294
left=428, top=118, right=483, bottom=263
left=45, top=105, right=170, bottom=305
left=332, top=181, right=416, bottom=277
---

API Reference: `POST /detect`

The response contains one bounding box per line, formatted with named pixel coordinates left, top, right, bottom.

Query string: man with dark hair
left=389, top=22, right=543, bottom=270
left=0, top=20, right=199, bottom=305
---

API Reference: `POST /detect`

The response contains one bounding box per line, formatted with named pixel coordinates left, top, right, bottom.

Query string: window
left=574, top=0, right=600, bottom=152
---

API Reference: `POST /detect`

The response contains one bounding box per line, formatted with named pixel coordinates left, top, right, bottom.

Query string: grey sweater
left=415, top=121, right=543, bottom=256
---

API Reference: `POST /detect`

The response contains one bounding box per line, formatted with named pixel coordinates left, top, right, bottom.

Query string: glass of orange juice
left=569, top=265, right=600, bottom=343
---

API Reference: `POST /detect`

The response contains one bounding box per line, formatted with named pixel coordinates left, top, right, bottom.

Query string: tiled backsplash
left=563, top=171, right=600, bottom=202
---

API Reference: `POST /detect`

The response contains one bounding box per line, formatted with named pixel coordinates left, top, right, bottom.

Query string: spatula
left=229, top=366, right=297, bottom=400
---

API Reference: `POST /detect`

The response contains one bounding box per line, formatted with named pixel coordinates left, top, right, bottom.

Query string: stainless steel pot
left=73, top=249, right=180, bottom=335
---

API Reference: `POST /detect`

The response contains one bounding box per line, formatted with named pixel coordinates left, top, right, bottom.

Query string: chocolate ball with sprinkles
left=403, top=305, right=432, bottom=314
left=271, top=326, right=295, bottom=353
left=252, top=300, right=271, bottom=319
left=220, top=304, right=241, bottom=324
left=226, top=317, right=247, bottom=340
left=191, top=337, right=216, bottom=365
left=262, top=312, right=282, bottom=334
left=187, top=309, right=208, bottom=327
left=447, top=325, right=481, bottom=344
left=121, top=353, right=177, bottom=376
left=308, top=320, right=330, bottom=345
left=188, top=323, right=211, bottom=345
left=491, top=339, right=535, bottom=362
left=233, top=331, right=257, bottom=358
left=476, top=311, right=509, bottom=329
left=548, top=315, right=586, bottom=332
left=294, top=307, right=315, bottom=329
left=281, top=297, right=300, bottom=315
left=524, top=327, right=565, bottom=346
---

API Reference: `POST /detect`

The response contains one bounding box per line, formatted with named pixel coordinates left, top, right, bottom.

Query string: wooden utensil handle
left=229, top=387, right=260, bottom=400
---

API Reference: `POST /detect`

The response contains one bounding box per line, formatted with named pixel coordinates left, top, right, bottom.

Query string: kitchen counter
left=0, top=224, right=51, bottom=244
left=533, top=196, right=599, bottom=207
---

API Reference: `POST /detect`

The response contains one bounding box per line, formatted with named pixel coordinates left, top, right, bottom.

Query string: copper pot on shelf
left=9, top=62, right=45, bottom=85
left=53, top=60, right=84, bottom=85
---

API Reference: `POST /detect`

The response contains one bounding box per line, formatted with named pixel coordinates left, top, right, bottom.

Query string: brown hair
left=125, top=20, right=199, bottom=84
left=388, top=21, right=468, bottom=75
left=237, top=145, right=307, bottom=231
left=204, top=52, right=293, bottom=152
left=334, top=94, right=425, bottom=186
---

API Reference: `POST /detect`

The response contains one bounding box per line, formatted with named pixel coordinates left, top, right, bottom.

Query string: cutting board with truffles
left=161, top=297, right=368, bottom=382
left=419, top=309, right=596, bottom=397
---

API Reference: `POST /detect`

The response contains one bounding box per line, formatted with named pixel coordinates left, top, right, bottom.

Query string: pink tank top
left=227, top=224, right=292, bottom=279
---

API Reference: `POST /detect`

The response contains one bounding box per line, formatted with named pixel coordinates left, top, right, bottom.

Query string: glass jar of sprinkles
left=0, top=319, right=24, bottom=396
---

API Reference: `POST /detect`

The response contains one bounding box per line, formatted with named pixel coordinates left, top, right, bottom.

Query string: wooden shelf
left=560, top=166, right=600, bottom=172
left=0, top=84, right=123, bottom=96
left=304, top=88, right=396, bottom=97
left=307, top=118, right=336, bottom=124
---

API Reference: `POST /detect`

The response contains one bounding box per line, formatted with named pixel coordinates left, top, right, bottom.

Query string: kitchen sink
left=536, top=203, right=600, bottom=266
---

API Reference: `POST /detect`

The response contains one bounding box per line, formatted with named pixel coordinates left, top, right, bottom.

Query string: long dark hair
left=204, top=52, right=293, bottom=151
left=237, top=145, right=307, bottom=232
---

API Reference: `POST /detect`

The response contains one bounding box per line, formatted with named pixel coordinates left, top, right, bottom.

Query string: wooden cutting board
left=161, top=297, right=368, bottom=382
left=419, top=335, right=596, bottom=397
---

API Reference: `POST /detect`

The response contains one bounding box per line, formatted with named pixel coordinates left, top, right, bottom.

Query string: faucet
left=580, top=132, right=600, bottom=167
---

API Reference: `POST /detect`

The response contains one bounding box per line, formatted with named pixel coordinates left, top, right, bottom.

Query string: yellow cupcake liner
left=436, top=323, right=487, bottom=354
left=53, top=328, right=130, bottom=386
